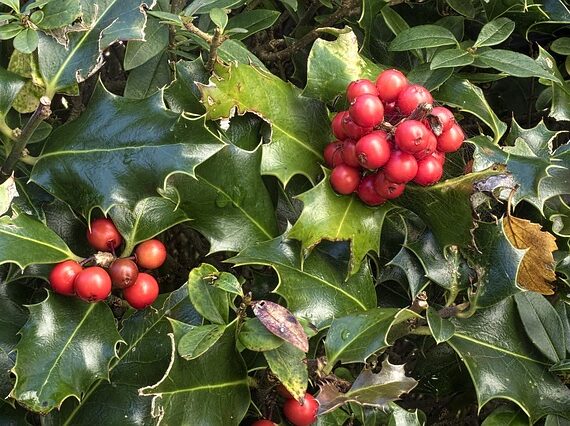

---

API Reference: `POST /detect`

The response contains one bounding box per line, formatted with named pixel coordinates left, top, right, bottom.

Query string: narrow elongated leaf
left=264, top=342, right=308, bottom=402
left=474, top=18, right=515, bottom=48
left=124, top=51, right=171, bottom=99
left=187, top=264, right=229, bottom=325
left=551, top=38, right=570, bottom=55
left=124, top=17, right=169, bottom=70
left=252, top=300, right=308, bottom=353
left=11, top=293, right=122, bottom=414
left=226, top=10, right=280, bottom=40
left=408, top=63, right=453, bottom=91
left=388, top=247, right=429, bottom=298
left=389, top=25, right=457, bottom=51
left=477, top=50, right=561, bottom=83
left=199, top=62, right=330, bottom=185
left=430, top=48, right=474, bottom=69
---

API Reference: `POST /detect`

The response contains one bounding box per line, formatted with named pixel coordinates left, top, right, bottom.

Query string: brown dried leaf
left=251, top=300, right=309, bottom=353
left=504, top=214, right=557, bottom=294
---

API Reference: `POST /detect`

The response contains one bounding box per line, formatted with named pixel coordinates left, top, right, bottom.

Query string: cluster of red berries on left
left=49, top=217, right=166, bottom=309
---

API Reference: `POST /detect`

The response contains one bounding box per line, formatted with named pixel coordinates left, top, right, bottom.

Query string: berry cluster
left=325, top=69, right=465, bottom=205
left=252, top=386, right=318, bottom=426
left=49, top=217, right=167, bottom=310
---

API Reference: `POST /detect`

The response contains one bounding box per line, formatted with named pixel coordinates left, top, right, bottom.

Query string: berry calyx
left=123, top=272, right=159, bottom=309
left=355, top=131, right=391, bottom=169
left=374, top=173, right=405, bottom=199
left=394, top=120, right=431, bottom=154
left=430, top=106, right=455, bottom=132
left=331, top=112, right=348, bottom=140
left=283, top=393, right=319, bottom=426
left=346, top=79, right=378, bottom=102
left=437, top=123, right=465, bottom=153
left=135, top=239, right=167, bottom=270
left=49, top=260, right=83, bottom=296
left=349, top=94, right=384, bottom=128
left=376, top=69, right=409, bottom=103
left=74, top=266, right=112, bottom=302
left=87, top=218, right=122, bottom=252
left=383, top=151, right=418, bottom=183
left=397, top=84, right=433, bottom=115
left=330, top=165, right=360, bottom=195
left=323, top=141, right=344, bottom=168
left=414, top=156, right=444, bottom=186
left=357, top=174, right=386, bottom=206
left=414, top=131, right=437, bottom=160
left=109, top=258, right=139, bottom=289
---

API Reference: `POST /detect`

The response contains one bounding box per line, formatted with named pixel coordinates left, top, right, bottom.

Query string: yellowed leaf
left=504, top=215, right=557, bottom=294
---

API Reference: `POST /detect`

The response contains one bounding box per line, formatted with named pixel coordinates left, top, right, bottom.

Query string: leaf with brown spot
left=504, top=214, right=557, bottom=294
left=251, top=300, right=309, bottom=353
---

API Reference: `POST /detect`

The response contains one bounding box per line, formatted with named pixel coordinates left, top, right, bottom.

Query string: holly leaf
left=504, top=214, right=557, bottom=295
left=0, top=66, right=25, bottom=123
left=199, top=62, right=330, bottom=185
left=11, top=293, right=122, bottom=414
left=31, top=82, right=224, bottom=219
left=229, top=236, right=377, bottom=329
left=37, top=0, right=154, bottom=96
left=504, top=118, right=564, bottom=157
left=164, top=143, right=278, bottom=254
left=140, top=320, right=250, bottom=425
left=164, top=58, right=209, bottom=114
left=264, top=342, right=308, bottom=402
left=317, top=360, right=418, bottom=415
left=288, top=171, right=391, bottom=276
left=449, top=297, right=570, bottom=423
left=388, top=247, right=429, bottom=298
left=482, top=406, right=529, bottom=426
left=426, top=307, right=455, bottom=344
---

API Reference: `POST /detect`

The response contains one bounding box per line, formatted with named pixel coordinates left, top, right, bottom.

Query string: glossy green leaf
left=31, top=82, right=224, bottom=218
left=477, top=50, right=561, bottom=83
left=407, top=64, right=453, bottom=91
left=164, top=143, right=278, bottom=254
left=226, top=10, right=280, bottom=40
left=200, top=62, right=330, bottom=185
left=426, top=307, right=455, bottom=344
left=124, top=51, right=170, bottom=99
left=124, top=16, right=169, bottom=70
left=38, top=0, right=80, bottom=29
left=0, top=23, right=22, bottom=40
left=0, top=0, right=19, bottom=12
left=230, top=236, right=376, bottom=329
left=288, top=171, right=391, bottom=275
left=435, top=77, right=507, bottom=141
left=482, top=406, right=529, bottom=426
left=264, top=342, right=308, bottom=401
left=357, top=0, right=386, bottom=50
left=209, top=8, right=228, bottom=31
left=11, top=293, right=122, bottom=414
left=515, top=292, right=565, bottom=363
left=546, top=415, right=570, bottom=426
left=303, top=29, right=382, bottom=104
left=164, top=58, right=209, bottom=114
left=389, top=25, right=457, bottom=51
left=324, top=308, right=417, bottom=373
left=449, top=297, right=570, bottom=422
left=12, top=28, right=38, bottom=54
left=0, top=66, right=25, bottom=121
left=445, top=0, right=476, bottom=18
left=430, top=48, right=474, bottom=69
left=238, top=317, right=284, bottom=352
left=551, top=37, right=570, bottom=55
left=187, top=263, right=229, bottom=325
left=37, top=0, right=150, bottom=96
left=217, top=39, right=267, bottom=70
left=184, top=0, right=245, bottom=16
left=140, top=320, right=250, bottom=425
left=178, top=324, right=226, bottom=360
left=474, top=18, right=515, bottom=48
left=388, top=246, right=429, bottom=298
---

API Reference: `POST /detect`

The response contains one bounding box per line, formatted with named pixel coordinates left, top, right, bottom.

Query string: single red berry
left=432, top=150, right=446, bottom=165
left=397, top=84, right=433, bottom=115
left=374, top=173, right=405, bottom=199
left=414, top=156, right=444, bottom=186
left=341, top=114, right=372, bottom=140
left=357, top=174, right=386, bottom=206
left=414, top=131, right=437, bottom=160
left=74, top=266, right=112, bottom=302
left=355, top=131, right=391, bottom=169
left=430, top=107, right=455, bottom=132
left=346, top=79, right=378, bottom=103
left=49, top=260, right=83, bottom=296
left=437, top=123, right=465, bottom=153
left=384, top=151, right=418, bottom=183
left=394, top=120, right=431, bottom=154
left=323, top=141, right=344, bottom=168
left=135, top=239, right=167, bottom=270
left=87, top=218, right=122, bottom=252
left=331, top=112, right=348, bottom=140
left=123, top=272, right=159, bottom=309
left=251, top=421, right=277, bottom=426
left=283, top=393, right=319, bottom=426
left=349, top=94, right=384, bottom=128
left=330, top=165, right=360, bottom=195
left=341, top=139, right=360, bottom=168
left=109, top=258, right=139, bottom=289
left=376, top=69, right=409, bottom=103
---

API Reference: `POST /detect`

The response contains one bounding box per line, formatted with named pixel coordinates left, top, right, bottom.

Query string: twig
left=0, top=96, right=51, bottom=184
left=182, top=19, right=228, bottom=71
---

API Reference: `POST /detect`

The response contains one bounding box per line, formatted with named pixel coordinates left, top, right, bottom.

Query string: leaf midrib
left=452, top=333, right=548, bottom=364
left=0, top=228, right=71, bottom=259
left=157, top=378, right=249, bottom=395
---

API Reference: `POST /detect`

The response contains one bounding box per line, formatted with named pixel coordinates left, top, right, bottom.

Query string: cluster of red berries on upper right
left=49, top=217, right=167, bottom=310
left=325, top=69, right=465, bottom=205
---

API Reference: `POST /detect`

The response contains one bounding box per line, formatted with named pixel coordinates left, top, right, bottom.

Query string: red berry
left=376, top=69, right=409, bottom=103
left=355, top=131, right=391, bottom=169
left=430, top=107, right=455, bottom=132
left=87, top=218, right=122, bottom=252
left=349, top=94, right=384, bottom=128
left=341, top=139, right=360, bottom=168
left=331, top=112, right=348, bottom=140
left=123, top=272, right=159, bottom=309
left=74, top=266, right=112, bottom=302
left=414, top=131, right=437, bottom=160
left=357, top=174, right=386, bottom=206
left=432, top=150, right=446, bottom=165
left=252, top=421, right=276, bottom=426
left=437, top=123, right=465, bottom=153
left=397, top=85, right=433, bottom=115
left=341, top=115, right=372, bottom=140
left=394, top=120, right=431, bottom=154
left=346, top=79, right=378, bottom=103
left=323, top=141, right=344, bottom=168
left=135, top=239, right=167, bottom=270
left=384, top=151, right=418, bottom=183
left=374, top=173, right=405, bottom=199
left=414, top=156, right=444, bottom=186
left=49, top=260, right=83, bottom=296
left=330, top=165, right=360, bottom=195
left=283, top=393, right=319, bottom=426
left=109, top=258, right=139, bottom=289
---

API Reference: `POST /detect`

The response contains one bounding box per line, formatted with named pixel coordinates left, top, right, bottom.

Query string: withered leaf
left=251, top=300, right=309, bottom=353
left=504, top=214, right=557, bottom=294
